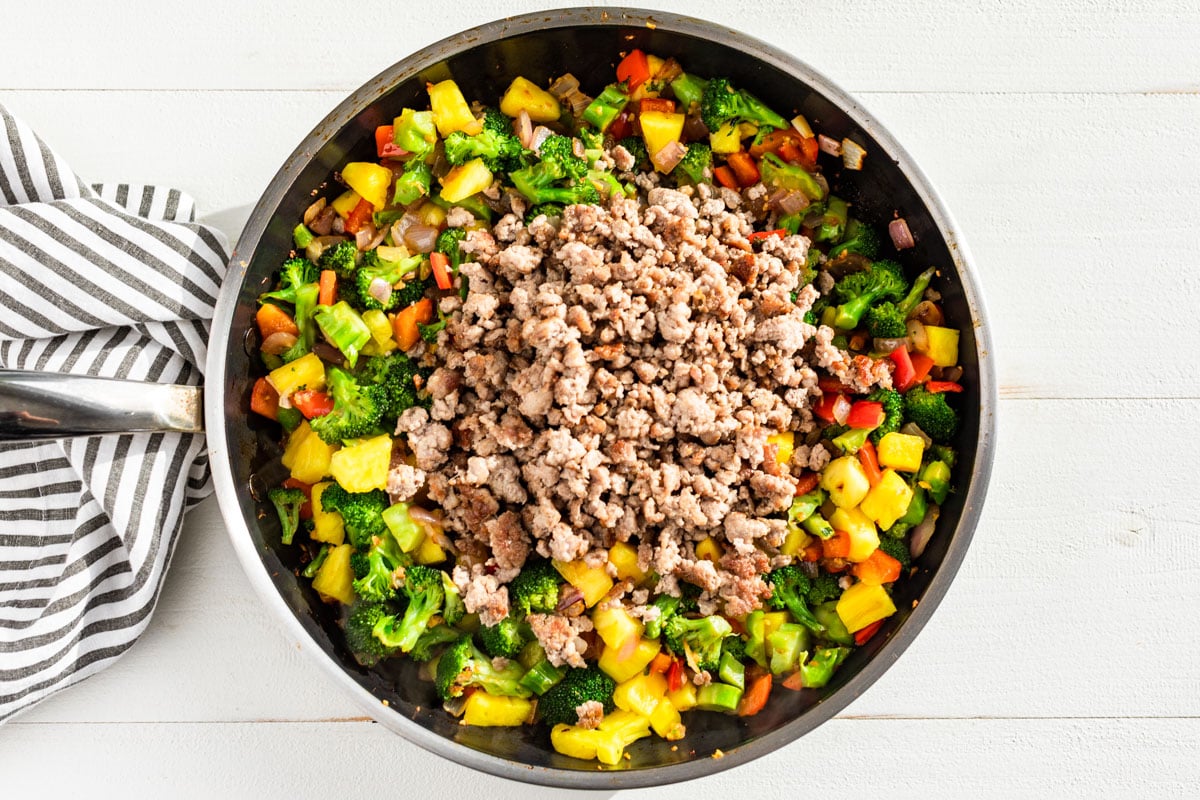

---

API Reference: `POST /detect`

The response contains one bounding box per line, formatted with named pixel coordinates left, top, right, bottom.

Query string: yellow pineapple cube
left=859, top=469, right=915, bottom=531
left=768, top=431, right=794, bottom=465
left=877, top=432, right=925, bottom=473
left=649, top=697, right=686, bottom=740
left=311, top=543, right=355, bottom=605
left=309, top=482, right=344, bottom=545
left=822, top=455, right=872, bottom=509
left=613, top=672, right=668, bottom=717
left=553, top=559, right=614, bottom=608
left=438, top=158, right=494, bottom=204
left=695, top=536, right=723, bottom=563
left=608, top=541, right=647, bottom=585
left=462, top=692, right=533, bottom=727
left=593, top=605, right=643, bottom=651
left=499, top=76, right=561, bottom=122
left=427, top=79, right=480, bottom=137
left=829, top=506, right=880, bottom=562
left=836, top=581, right=896, bottom=633
left=280, top=421, right=336, bottom=485
left=598, top=637, right=660, bottom=684
left=667, top=681, right=697, bottom=711
left=268, top=352, right=325, bottom=399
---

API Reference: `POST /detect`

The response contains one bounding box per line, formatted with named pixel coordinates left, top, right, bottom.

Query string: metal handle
left=0, top=370, right=204, bottom=441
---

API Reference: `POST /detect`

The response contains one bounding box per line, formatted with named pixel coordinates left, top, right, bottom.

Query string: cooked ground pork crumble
left=395, top=182, right=890, bottom=624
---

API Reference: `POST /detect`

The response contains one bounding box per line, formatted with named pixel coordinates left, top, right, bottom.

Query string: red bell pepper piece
left=666, top=657, right=686, bottom=692
left=607, top=111, right=633, bottom=140
left=616, top=49, right=652, bottom=92
left=909, top=353, right=935, bottom=385
left=853, top=619, right=884, bottom=645
left=818, top=375, right=855, bottom=394
left=343, top=197, right=373, bottom=234
left=430, top=250, right=453, bottom=291
left=889, top=345, right=916, bottom=392
left=713, top=165, right=738, bottom=190
left=250, top=377, right=280, bottom=421
left=726, top=151, right=760, bottom=187
left=798, top=136, right=819, bottom=169
left=857, top=439, right=883, bottom=487
left=925, top=380, right=964, bottom=393
left=748, top=228, right=787, bottom=242
left=846, top=400, right=884, bottom=430
left=793, top=471, right=820, bottom=496
left=290, top=389, right=334, bottom=419
left=813, top=391, right=845, bottom=423
left=375, top=125, right=406, bottom=159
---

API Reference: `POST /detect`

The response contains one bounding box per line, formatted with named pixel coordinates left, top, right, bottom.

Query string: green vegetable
left=309, top=367, right=386, bottom=444
left=351, top=545, right=399, bottom=602
left=672, top=142, right=712, bottom=185
left=519, top=659, right=566, bottom=695
left=581, top=84, right=629, bottom=132
left=813, top=601, right=853, bottom=646
left=435, top=635, right=532, bottom=701
left=616, top=137, right=650, bottom=172
left=831, top=258, right=908, bottom=329
left=717, top=649, right=745, bottom=690
left=292, top=223, right=315, bottom=250
left=767, top=622, right=810, bottom=675
left=344, top=601, right=398, bottom=667
left=765, top=565, right=826, bottom=633
left=316, top=485, right=389, bottom=550
left=904, top=386, right=960, bottom=443
left=744, top=609, right=767, bottom=668
left=798, top=646, right=850, bottom=689
left=508, top=560, right=563, bottom=616
left=276, top=405, right=303, bottom=432
left=868, top=388, right=904, bottom=444
left=355, top=351, right=428, bottom=427
left=393, top=109, right=437, bottom=159
left=759, top=152, right=824, bottom=201
left=443, top=112, right=527, bottom=173
left=920, top=459, right=953, bottom=504
left=695, top=682, right=743, bottom=713
left=393, top=159, right=432, bottom=206
left=278, top=282, right=320, bottom=362
left=538, top=666, right=614, bottom=725
left=266, top=487, right=306, bottom=546
left=314, top=301, right=371, bottom=368
left=479, top=617, right=528, bottom=659
left=876, top=534, right=912, bottom=568
left=814, top=196, right=848, bottom=243
left=828, top=218, right=881, bottom=259
left=865, top=266, right=937, bottom=338
left=699, top=76, right=788, bottom=133
left=509, top=134, right=599, bottom=207
left=353, top=249, right=423, bottom=312
left=669, top=72, right=708, bottom=110
left=260, top=257, right=318, bottom=306
left=409, top=624, right=461, bottom=663
left=316, top=241, right=358, bottom=277
left=662, top=614, right=732, bottom=672
left=896, top=483, right=928, bottom=528
left=301, top=544, right=330, bottom=578
left=372, top=564, right=444, bottom=653
left=832, top=427, right=871, bottom=455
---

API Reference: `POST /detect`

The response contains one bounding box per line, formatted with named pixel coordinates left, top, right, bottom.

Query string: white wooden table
left=4, top=1, right=1199, bottom=796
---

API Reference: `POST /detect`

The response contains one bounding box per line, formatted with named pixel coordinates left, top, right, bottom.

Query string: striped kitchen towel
left=0, top=102, right=228, bottom=720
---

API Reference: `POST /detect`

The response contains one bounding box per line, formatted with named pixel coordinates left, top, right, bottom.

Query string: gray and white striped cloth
left=0, top=103, right=228, bottom=720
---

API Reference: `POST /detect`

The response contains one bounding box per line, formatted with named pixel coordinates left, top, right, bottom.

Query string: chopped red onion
left=260, top=331, right=297, bottom=355
left=548, top=73, right=580, bottom=98
left=515, top=110, right=533, bottom=149
left=841, top=138, right=866, bottom=170
left=909, top=506, right=940, bottom=558
left=308, top=204, right=336, bottom=236
left=818, top=134, right=842, bottom=156
left=906, top=319, right=928, bottom=353
left=771, top=188, right=810, bottom=215
left=530, top=125, right=554, bottom=154
left=900, top=422, right=932, bottom=448
left=367, top=276, right=392, bottom=306
left=889, top=217, right=915, bottom=250
left=651, top=140, right=687, bottom=173
left=832, top=394, right=852, bottom=425
left=354, top=222, right=378, bottom=250
left=303, top=197, right=327, bottom=226
left=874, top=336, right=908, bottom=353
left=403, top=223, right=439, bottom=254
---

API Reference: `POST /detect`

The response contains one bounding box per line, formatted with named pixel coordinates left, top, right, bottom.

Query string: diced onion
left=770, top=188, right=810, bottom=215
left=909, top=506, right=940, bottom=558
left=403, top=223, right=439, bottom=254
left=912, top=300, right=944, bottom=326
left=309, top=204, right=336, bottom=236
left=818, top=134, right=842, bottom=156
left=791, top=114, right=814, bottom=138
left=303, top=197, right=327, bottom=226
left=515, top=109, right=534, bottom=149
left=841, top=138, right=867, bottom=170
left=889, top=217, right=915, bottom=250
left=305, top=234, right=347, bottom=263
left=654, top=57, right=683, bottom=83
left=906, top=319, right=928, bottom=353
left=260, top=331, right=297, bottom=355
left=832, top=394, right=852, bottom=425
left=900, top=422, right=932, bottom=448
left=650, top=140, right=687, bottom=173
left=442, top=696, right=468, bottom=718
left=354, top=221, right=379, bottom=250
left=530, top=125, right=554, bottom=154
left=874, top=337, right=908, bottom=353
left=367, top=277, right=392, bottom=306
left=548, top=73, right=580, bottom=98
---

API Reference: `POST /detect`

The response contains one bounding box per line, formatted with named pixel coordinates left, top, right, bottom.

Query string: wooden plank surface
left=3, top=1, right=1198, bottom=795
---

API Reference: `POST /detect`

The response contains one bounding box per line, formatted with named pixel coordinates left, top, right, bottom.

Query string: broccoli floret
left=831, top=259, right=908, bottom=329
left=309, top=367, right=386, bottom=444
left=508, top=560, right=562, bottom=616
left=868, top=387, right=904, bottom=444
left=616, top=137, right=650, bottom=171
left=370, top=564, right=445, bottom=653
left=672, top=142, right=712, bottom=185
left=356, top=351, right=427, bottom=425
left=418, top=315, right=446, bottom=344
left=806, top=573, right=843, bottom=606
left=344, top=601, right=397, bottom=667
left=266, top=487, right=305, bottom=546
left=865, top=303, right=907, bottom=339
left=722, top=634, right=747, bottom=663
left=479, top=617, right=527, bottom=659
left=393, top=274, right=432, bottom=309
left=434, top=227, right=469, bottom=271
left=393, top=158, right=432, bottom=206
left=509, top=134, right=598, bottom=206
left=766, top=566, right=826, bottom=634
left=440, top=572, right=465, bottom=626
left=903, top=385, right=960, bottom=443
left=700, top=77, right=788, bottom=133
left=349, top=551, right=371, bottom=580
left=353, top=249, right=424, bottom=312
left=351, top=546, right=399, bottom=603
left=443, top=124, right=526, bottom=173
left=662, top=615, right=733, bottom=672
left=525, top=202, right=564, bottom=224
left=829, top=218, right=882, bottom=260
left=537, top=135, right=589, bottom=180
left=538, top=666, right=615, bottom=727
left=317, top=485, right=389, bottom=550
left=409, top=624, right=461, bottom=663
left=642, top=594, right=681, bottom=640
left=877, top=535, right=912, bottom=569
left=260, top=257, right=318, bottom=305
left=435, top=635, right=532, bottom=700
left=317, top=241, right=359, bottom=278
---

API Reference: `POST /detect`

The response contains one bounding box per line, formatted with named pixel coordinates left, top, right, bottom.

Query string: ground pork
left=398, top=184, right=877, bottom=618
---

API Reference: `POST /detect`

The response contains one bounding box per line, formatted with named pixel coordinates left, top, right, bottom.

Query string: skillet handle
left=0, top=370, right=204, bottom=441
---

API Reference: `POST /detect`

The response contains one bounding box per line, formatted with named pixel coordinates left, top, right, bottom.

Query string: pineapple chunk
left=768, top=431, right=794, bottom=465
left=427, top=79, right=480, bottom=137
left=598, top=637, right=660, bottom=684
left=821, top=455, right=871, bottom=509
left=667, top=681, right=698, bottom=711
left=329, top=433, right=392, bottom=493
left=859, top=469, right=915, bottom=530
left=414, top=535, right=447, bottom=565
left=829, top=506, right=880, bottom=562
left=695, top=536, right=723, bottom=563
left=593, top=605, right=643, bottom=651
left=608, top=541, right=647, bottom=585
left=280, top=421, right=336, bottom=485
left=639, top=110, right=686, bottom=170
left=330, top=189, right=361, bottom=219
left=499, top=76, right=561, bottom=122
left=417, top=200, right=447, bottom=228
left=877, top=432, right=925, bottom=473
left=553, top=559, right=614, bottom=608
left=438, top=158, right=493, bottom=203
left=340, top=162, right=392, bottom=211
left=649, top=697, right=686, bottom=740
left=836, top=581, right=897, bottom=633
left=311, top=543, right=355, bottom=605
left=462, top=691, right=533, bottom=727
left=709, top=121, right=742, bottom=154
left=309, top=482, right=344, bottom=545
left=268, top=352, right=325, bottom=399
left=613, top=672, right=668, bottom=717
left=780, top=525, right=813, bottom=556
left=922, top=325, right=960, bottom=367
left=760, top=610, right=791, bottom=642
left=550, top=710, right=652, bottom=766
left=361, top=309, right=397, bottom=352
